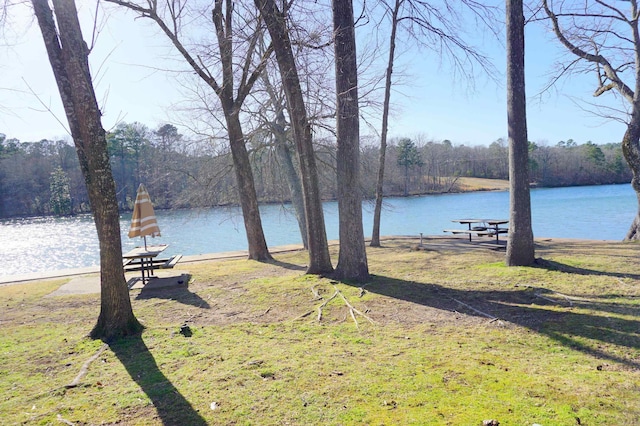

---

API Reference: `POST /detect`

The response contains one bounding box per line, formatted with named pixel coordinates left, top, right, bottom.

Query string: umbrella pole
left=144, top=236, right=147, bottom=250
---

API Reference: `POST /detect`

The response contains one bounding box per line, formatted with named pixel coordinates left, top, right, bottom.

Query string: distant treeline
left=0, top=125, right=631, bottom=218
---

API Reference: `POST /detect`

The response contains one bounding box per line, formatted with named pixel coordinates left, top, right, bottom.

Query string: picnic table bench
left=122, top=245, right=182, bottom=283
left=444, top=219, right=509, bottom=243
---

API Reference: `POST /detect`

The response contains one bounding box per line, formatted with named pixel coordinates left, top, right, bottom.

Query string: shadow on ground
left=357, top=274, right=640, bottom=370
left=266, top=259, right=306, bottom=271
left=134, top=274, right=210, bottom=309
left=110, top=335, right=208, bottom=425
left=534, top=258, right=640, bottom=280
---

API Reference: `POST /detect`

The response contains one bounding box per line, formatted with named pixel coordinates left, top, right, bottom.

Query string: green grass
left=1, top=238, right=640, bottom=425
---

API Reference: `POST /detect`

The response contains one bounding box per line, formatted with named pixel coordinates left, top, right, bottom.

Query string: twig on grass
left=450, top=298, right=504, bottom=325
left=57, top=414, right=75, bottom=425
left=534, top=292, right=573, bottom=307
left=65, top=343, right=109, bottom=388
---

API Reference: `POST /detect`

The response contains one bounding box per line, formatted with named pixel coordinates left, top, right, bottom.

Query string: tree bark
left=273, top=116, right=308, bottom=249
left=260, top=69, right=308, bottom=249
left=255, top=0, right=333, bottom=274
left=332, top=0, right=369, bottom=282
left=371, top=0, right=402, bottom=248
left=622, top=111, right=640, bottom=240
left=505, top=0, right=535, bottom=266
left=225, top=109, right=272, bottom=261
left=32, top=0, right=142, bottom=340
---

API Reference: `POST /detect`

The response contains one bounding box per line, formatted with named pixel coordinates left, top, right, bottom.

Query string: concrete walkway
left=46, top=269, right=193, bottom=297
left=1, top=236, right=482, bottom=295
left=0, top=243, right=307, bottom=288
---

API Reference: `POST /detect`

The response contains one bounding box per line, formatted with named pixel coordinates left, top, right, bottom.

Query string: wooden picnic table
left=445, top=219, right=509, bottom=243
left=122, top=244, right=168, bottom=283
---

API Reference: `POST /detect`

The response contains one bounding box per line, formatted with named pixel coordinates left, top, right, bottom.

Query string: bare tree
left=332, top=0, right=369, bottom=282
left=542, top=0, right=640, bottom=240
left=255, top=68, right=308, bottom=249
left=31, top=0, right=142, bottom=340
left=255, top=0, right=333, bottom=275
left=106, top=0, right=273, bottom=260
left=369, top=0, right=498, bottom=247
left=506, top=0, right=535, bottom=266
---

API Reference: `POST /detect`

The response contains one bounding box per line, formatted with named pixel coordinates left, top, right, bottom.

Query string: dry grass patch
left=1, top=238, right=640, bottom=425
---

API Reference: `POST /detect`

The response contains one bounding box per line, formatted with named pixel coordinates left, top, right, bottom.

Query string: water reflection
left=1, top=184, right=634, bottom=278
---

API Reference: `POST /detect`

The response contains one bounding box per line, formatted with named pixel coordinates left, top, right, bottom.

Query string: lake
left=1, top=184, right=636, bottom=279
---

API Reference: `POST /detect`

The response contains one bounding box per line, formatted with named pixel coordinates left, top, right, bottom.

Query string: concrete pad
left=128, top=273, right=191, bottom=290
left=47, top=269, right=191, bottom=297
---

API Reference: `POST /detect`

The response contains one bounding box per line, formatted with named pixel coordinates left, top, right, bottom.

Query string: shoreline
left=0, top=235, right=622, bottom=287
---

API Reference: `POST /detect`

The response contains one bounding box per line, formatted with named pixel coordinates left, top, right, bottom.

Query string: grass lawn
left=1, top=237, right=639, bottom=425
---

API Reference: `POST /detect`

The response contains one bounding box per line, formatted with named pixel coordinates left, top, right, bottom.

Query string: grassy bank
left=1, top=238, right=639, bottom=425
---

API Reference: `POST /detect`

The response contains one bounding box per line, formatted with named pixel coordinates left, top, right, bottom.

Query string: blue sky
left=0, top=2, right=629, bottom=146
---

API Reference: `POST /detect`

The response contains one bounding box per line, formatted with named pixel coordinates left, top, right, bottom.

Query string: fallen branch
left=450, top=298, right=503, bottom=325
left=57, top=414, right=75, bottom=425
left=65, top=343, right=109, bottom=388
left=535, top=292, right=573, bottom=307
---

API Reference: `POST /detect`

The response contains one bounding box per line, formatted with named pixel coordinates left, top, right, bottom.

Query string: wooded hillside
left=0, top=127, right=630, bottom=218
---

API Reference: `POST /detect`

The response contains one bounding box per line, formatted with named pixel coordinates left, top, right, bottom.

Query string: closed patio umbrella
left=128, top=183, right=161, bottom=249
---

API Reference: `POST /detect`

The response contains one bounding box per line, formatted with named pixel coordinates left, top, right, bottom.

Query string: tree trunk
left=332, top=0, right=369, bottom=282
left=225, top=110, right=272, bottom=261
left=273, top=117, right=308, bottom=249
left=371, top=0, right=402, bottom=248
left=622, top=113, right=640, bottom=240
left=261, top=69, right=309, bottom=249
left=505, top=0, right=535, bottom=266
left=32, top=0, right=142, bottom=340
left=256, top=0, right=333, bottom=274
left=106, top=0, right=273, bottom=261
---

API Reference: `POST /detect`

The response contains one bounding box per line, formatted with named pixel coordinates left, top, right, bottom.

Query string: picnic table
left=444, top=219, right=509, bottom=243
left=122, top=244, right=169, bottom=283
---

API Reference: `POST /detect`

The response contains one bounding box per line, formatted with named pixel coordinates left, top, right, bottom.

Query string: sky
left=0, top=1, right=630, bottom=147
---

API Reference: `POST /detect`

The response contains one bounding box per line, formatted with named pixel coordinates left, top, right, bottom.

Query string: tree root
left=65, top=343, right=109, bottom=388
left=295, top=284, right=376, bottom=328
left=311, top=285, right=323, bottom=300
left=317, top=290, right=339, bottom=321
left=335, top=286, right=376, bottom=329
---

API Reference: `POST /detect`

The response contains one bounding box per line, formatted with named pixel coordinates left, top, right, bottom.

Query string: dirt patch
left=5, top=237, right=640, bottom=335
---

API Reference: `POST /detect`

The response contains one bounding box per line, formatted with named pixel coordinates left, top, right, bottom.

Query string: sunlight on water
left=1, top=184, right=635, bottom=278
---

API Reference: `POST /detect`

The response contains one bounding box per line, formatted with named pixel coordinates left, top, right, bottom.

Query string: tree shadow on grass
left=533, top=258, right=640, bottom=280
left=359, top=275, right=640, bottom=370
left=135, top=274, right=210, bottom=309
left=110, top=334, right=208, bottom=425
left=266, top=259, right=307, bottom=271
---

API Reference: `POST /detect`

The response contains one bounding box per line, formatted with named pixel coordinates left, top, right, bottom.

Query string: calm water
left=1, top=184, right=636, bottom=278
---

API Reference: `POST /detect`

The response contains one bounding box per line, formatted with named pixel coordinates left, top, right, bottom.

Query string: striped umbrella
left=128, top=183, right=161, bottom=249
